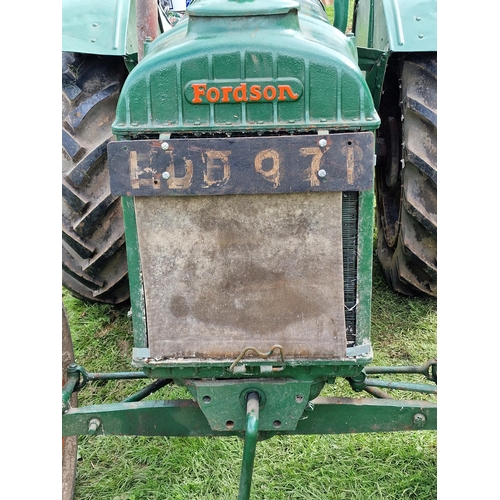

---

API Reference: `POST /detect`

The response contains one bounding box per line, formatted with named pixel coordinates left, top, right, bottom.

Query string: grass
left=324, top=1, right=354, bottom=31
left=63, top=238, right=437, bottom=500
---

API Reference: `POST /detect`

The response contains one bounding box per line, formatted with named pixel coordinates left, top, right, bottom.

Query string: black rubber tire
left=62, top=304, right=78, bottom=500
left=375, top=53, right=437, bottom=297
left=62, top=53, right=130, bottom=304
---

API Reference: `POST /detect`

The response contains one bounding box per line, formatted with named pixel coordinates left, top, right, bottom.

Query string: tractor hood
left=112, top=0, right=379, bottom=137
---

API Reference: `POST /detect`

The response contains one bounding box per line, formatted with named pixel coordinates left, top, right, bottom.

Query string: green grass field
left=63, top=249, right=437, bottom=499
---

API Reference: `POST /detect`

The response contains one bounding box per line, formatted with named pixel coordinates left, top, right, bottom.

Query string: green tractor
left=62, top=1, right=437, bottom=498
left=62, top=0, right=436, bottom=304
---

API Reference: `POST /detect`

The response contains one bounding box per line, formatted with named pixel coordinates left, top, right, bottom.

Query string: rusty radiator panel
left=135, top=192, right=347, bottom=360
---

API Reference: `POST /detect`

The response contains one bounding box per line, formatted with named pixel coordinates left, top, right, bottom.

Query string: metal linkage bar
left=364, top=378, right=437, bottom=394
left=66, top=364, right=149, bottom=392
left=348, top=359, right=437, bottom=395
left=122, top=379, right=173, bottom=403
left=238, top=392, right=260, bottom=500
left=365, top=359, right=437, bottom=382
left=62, top=364, right=158, bottom=411
left=363, top=386, right=394, bottom=399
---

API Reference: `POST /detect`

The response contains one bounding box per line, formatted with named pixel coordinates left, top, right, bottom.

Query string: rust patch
left=170, top=295, right=190, bottom=319
left=192, top=263, right=326, bottom=334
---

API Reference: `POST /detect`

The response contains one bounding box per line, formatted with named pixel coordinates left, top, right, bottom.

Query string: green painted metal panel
left=112, top=0, right=379, bottom=136
left=62, top=0, right=138, bottom=56
left=382, top=0, right=436, bottom=52
left=133, top=355, right=368, bottom=381
left=354, top=0, right=436, bottom=52
left=374, top=0, right=436, bottom=52
left=62, top=396, right=436, bottom=437
left=353, top=0, right=374, bottom=49
left=188, top=0, right=302, bottom=17
left=333, top=0, right=349, bottom=32
left=121, top=197, right=147, bottom=347
left=188, top=379, right=314, bottom=431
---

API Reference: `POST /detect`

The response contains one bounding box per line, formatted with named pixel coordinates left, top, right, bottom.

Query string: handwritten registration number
left=108, top=133, right=374, bottom=197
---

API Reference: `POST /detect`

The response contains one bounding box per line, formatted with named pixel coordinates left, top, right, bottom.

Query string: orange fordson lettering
left=186, top=79, right=303, bottom=104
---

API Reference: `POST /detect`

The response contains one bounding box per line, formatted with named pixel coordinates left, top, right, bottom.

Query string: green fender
left=355, top=0, right=436, bottom=52
left=381, top=0, right=436, bottom=52
left=62, top=0, right=138, bottom=56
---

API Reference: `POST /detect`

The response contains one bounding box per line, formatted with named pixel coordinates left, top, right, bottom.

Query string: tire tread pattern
left=62, top=53, right=129, bottom=304
left=376, top=53, right=437, bottom=297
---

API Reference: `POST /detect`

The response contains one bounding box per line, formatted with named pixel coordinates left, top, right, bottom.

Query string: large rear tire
left=375, top=54, right=437, bottom=297
left=62, top=53, right=130, bottom=304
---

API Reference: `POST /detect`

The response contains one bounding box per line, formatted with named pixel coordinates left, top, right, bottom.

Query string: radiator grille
left=342, top=191, right=359, bottom=347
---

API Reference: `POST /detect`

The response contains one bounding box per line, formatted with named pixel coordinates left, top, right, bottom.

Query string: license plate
left=108, top=132, right=374, bottom=197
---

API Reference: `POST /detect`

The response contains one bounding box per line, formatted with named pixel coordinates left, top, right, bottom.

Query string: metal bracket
left=188, top=378, right=312, bottom=432
left=345, top=343, right=371, bottom=357
left=238, top=392, right=260, bottom=500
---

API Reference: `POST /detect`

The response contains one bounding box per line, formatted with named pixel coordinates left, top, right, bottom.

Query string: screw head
left=88, top=418, right=102, bottom=435
left=162, top=171, right=171, bottom=180
left=161, top=142, right=169, bottom=150
left=305, top=401, right=315, bottom=412
left=319, top=138, right=327, bottom=147
left=413, top=413, right=426, bottom=427
left=318, top=169, right=327, bottom=178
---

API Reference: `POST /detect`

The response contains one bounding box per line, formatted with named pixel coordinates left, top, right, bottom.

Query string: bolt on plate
left=412, top=413, right=426, bottom=427
left=88, top=418, right=102, bottom=435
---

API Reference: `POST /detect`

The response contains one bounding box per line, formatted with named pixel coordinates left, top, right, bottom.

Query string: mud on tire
left=62, top=53, right=130, bottom=304
left=375, top=53, right=437, bottom=297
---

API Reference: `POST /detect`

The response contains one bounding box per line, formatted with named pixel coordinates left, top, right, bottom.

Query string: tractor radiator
left=109, top=132, right=371, bottom=363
